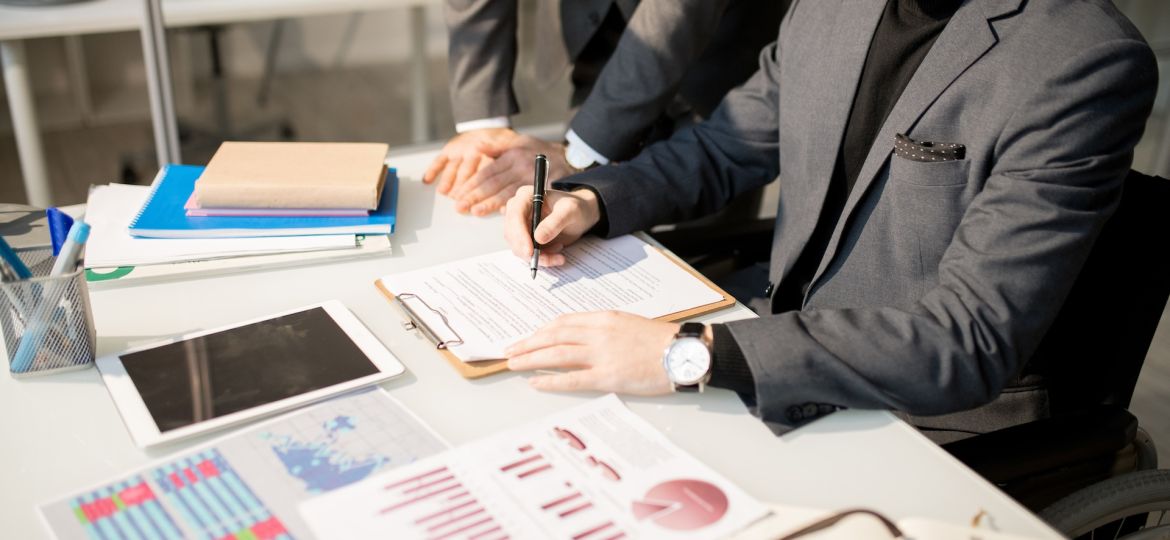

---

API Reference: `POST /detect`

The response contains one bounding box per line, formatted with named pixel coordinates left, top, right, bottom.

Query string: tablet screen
left=119, top=307, right=380, bottom=433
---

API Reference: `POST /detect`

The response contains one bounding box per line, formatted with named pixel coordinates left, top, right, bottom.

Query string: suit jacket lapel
left=775, top=0, right=886, bottom=281
left=803, top=0, right=1023, bottom=300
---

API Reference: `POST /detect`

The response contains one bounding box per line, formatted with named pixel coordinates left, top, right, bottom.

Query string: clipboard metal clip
left=393, top=292, right=465, bottom=350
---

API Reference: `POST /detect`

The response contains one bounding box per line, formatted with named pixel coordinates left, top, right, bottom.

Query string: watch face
left=666, top=337, right=711, bottom=385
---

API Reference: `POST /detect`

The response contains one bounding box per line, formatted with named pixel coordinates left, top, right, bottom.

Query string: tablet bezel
left=96, top=300, right=404, bottom=448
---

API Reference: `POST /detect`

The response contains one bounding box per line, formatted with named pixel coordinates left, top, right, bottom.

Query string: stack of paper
left=129, top=165, right=398, bottom=239
left=86, top=184, right=358, bottom=267
left=84, top=181, right=394, bottom=287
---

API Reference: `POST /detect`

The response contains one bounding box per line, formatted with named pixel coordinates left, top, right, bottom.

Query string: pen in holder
left=0, top=246, right=96, bottom=377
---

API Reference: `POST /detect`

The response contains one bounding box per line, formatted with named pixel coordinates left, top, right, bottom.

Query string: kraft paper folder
left=374, top=235, right=736, bottom=379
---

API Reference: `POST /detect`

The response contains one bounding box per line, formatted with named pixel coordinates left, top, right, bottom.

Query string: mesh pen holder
left=0, top=247, right=96, bottom=377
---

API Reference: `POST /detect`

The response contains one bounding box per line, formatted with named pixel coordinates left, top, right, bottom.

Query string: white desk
left=0, top=0, right=438, bottom=207
left=0, top=146, right=1062, bottom=539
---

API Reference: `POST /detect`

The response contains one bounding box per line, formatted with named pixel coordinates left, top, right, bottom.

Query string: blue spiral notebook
left=129, top=164, right=397, bottom=238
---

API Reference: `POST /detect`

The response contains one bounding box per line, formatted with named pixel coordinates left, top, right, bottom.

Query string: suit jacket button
left=802, top=403, right=819, bottom=418
left=764, top=282, right=775, bottom=297
left=786, top=406, right=803, bottom=422
left=818, top=404, right=837, bottom=416
left=588, top=12, right=602, bottom=24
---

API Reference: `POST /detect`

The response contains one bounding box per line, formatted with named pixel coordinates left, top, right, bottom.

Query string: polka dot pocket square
left=894, top=133, right=966, bottom=162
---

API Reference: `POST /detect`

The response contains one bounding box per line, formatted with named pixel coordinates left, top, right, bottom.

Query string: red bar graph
left=377, top=465, right=506, bottom=540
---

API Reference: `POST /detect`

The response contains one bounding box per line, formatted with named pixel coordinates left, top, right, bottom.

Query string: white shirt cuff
left=565, top=129, right=611, bottom=166
left=455, top=117, right=511, bottom=133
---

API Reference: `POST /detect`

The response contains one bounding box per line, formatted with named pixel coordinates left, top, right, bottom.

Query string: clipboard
left=373, top=235, right=737, bottom=379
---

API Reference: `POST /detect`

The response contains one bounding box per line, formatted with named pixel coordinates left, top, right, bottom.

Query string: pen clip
left=393, top=292, right=465, bottom=350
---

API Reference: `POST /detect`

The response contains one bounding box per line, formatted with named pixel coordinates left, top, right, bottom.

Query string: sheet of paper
left=378, top=235, right=724, bottom=361
left=300, top=394, right=770, bottom=540
left=85, top=184, right=358, bottom=267
left=39, top=389, right=447, bottom=540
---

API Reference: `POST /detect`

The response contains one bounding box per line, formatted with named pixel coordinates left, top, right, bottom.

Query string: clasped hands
left=423, top=128, right=576, bottom=216
left=499, top=186, right=684, bottom=396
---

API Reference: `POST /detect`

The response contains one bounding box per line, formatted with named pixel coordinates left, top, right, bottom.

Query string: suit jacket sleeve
left=445, top=0, right=520, bottom=123
left=556, top=39, right=784, bottom=235
left=568, top=0, right=735, bottom=161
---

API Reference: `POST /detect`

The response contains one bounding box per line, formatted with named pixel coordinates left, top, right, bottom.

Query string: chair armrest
left=942, top=405, right=1137, bottom=484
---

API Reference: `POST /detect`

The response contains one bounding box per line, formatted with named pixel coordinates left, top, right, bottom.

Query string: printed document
left=39, top=389, right=446, bottom=540
left=299, top=394, right=770, bottom=540
left=377, top=235, right=725, bottom=361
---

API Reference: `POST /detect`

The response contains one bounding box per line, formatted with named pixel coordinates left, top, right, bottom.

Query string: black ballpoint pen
left=530, top=154, right=549, bottom=279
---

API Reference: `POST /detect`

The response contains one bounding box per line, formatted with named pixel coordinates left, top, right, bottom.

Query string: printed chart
left=300, top=395, right=767, bottom=539
left=41, top=389, right=447, bottom=540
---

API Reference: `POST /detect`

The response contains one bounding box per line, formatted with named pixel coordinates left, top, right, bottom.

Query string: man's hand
left=423, top=128, right=518, bottom=196
left=450, top=135, right=576, bottom=216
left=505, top=312, right=678, bottom=395
left=504, top=187, right=601, bottom=267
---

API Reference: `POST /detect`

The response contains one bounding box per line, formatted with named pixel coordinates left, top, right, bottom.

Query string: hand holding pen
left=503, top=158, right=603, bottom=272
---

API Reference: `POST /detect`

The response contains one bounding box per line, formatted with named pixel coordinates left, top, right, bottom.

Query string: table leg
left=409, top=4, right=432, bottom=144
left=1, top=40, right=53, bottom=208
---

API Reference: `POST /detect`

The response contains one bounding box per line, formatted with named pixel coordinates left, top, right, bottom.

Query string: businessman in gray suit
left=501, top=0, right=1157, bottom=442
left=424, top=0, right=784, bottom=216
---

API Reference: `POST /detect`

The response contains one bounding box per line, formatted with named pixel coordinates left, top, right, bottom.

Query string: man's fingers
left=471, top=189, right=517, bottom=216
left=451, top=158, right=503, bottom=205
left=436, top=156, right=462, bottom=195
left=424, top=154, right=448, bottom=184
left=453, top=153, right=481, bottom=190
left=505, top=327, right=601, bottom=358
left=528, top=370, right=597, bottom=393
left=534, top=203, right=576, bottom=245
left=506, top=344, right=592, bottom=372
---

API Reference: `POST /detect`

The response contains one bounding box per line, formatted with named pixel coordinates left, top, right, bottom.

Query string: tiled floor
left=1, top=61, right=1167, bottom=468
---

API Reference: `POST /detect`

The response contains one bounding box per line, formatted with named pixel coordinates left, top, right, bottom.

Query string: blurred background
left=0, top=0, right=1167, bottom=458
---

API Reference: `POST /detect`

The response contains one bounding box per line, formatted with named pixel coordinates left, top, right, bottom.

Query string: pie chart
left=631, top=479, right=729, bottom=530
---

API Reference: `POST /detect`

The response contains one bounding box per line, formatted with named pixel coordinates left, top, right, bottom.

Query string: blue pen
left=10, top=222, right=91, bottom=373
left=0, top=236, right=32, bottom=280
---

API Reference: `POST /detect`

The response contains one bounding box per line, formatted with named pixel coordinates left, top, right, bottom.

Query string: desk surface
left=0, top=0, right=434, bottom=41
left=0, top=146, right=1061, bottom=539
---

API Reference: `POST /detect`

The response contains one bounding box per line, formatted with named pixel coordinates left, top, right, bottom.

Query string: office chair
left=654, top=169, right=1170, bottom=539
left=942, top=169, right=1170, bottom=539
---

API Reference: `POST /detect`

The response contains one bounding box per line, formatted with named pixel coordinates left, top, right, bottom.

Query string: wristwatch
left=564, top=140, right=597, bottom=173
left=662, top=322, right=713, bottom=393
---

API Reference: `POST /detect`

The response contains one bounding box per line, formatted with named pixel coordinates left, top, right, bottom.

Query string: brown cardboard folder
left=373, top=243, right=736, bottom=380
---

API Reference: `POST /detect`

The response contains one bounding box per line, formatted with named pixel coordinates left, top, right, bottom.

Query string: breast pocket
left=888, top=154, right=973, bottom=289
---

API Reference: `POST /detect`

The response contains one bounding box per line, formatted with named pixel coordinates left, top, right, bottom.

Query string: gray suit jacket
left=559, top=0, right=1157, bottom=440
left=444, top=0, right=783, bottom=161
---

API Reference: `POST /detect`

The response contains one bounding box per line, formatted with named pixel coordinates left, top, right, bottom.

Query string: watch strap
left=678, top=322, right=704, bottom=338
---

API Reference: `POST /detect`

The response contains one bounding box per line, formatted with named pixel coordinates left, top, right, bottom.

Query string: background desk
left=0, top=0, right=439, bottom=208
left=0, top=145, right=1061, bottom=539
